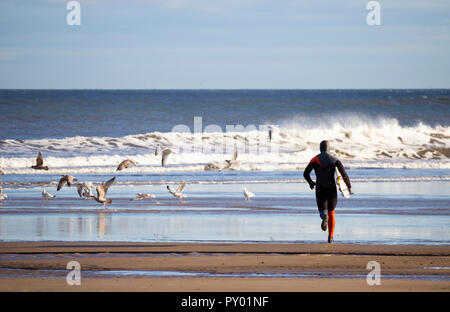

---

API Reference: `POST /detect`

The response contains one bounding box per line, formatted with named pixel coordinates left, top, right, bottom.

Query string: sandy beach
left=0, top=242, right=448, bottom=292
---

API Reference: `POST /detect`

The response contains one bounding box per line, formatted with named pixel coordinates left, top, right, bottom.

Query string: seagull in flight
left=155, top=146, right=174, bottom=167
left=116, top=159, right=138, bottom=171
left=31, top=152, right=49, bottom=170
left=167, top=181, right=187, bottom=203
left=57, top=175, right=78, bottom=191
left=93, top=177, right=116, bottom=208
left=223, top=149, right=240, bottom=170
left=77, top=182, right=94, bottom=199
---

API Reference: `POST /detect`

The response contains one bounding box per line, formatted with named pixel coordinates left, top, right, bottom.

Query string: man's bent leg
left=316, top=187, right=328, bottom=231
left=319, top=209, right=328, bottom=231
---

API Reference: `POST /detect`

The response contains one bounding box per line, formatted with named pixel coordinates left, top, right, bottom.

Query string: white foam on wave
left=0, top=116, right=449, bottom=174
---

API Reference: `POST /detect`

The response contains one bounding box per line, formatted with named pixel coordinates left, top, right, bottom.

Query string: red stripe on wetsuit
left=310, top=156, right=323, bottom=167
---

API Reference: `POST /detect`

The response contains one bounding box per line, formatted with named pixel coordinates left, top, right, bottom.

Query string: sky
left=0, top=0, right=449, bottom=89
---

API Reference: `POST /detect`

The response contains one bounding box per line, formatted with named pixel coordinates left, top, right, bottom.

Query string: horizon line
left=0, top=88, right=448, bottom=91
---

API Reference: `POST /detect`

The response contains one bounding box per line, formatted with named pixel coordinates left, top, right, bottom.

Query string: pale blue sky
left=0, top=0, right=449, bottom=89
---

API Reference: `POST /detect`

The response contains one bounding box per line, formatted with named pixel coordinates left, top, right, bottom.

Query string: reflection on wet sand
left=97, top=212, right=108, bottom=236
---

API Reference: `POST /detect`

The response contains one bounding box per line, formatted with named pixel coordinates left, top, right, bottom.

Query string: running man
left=303, top=140, right=351, bottom=243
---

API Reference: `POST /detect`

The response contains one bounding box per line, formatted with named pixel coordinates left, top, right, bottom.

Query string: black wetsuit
left=303, top=152, right=351, bottom=212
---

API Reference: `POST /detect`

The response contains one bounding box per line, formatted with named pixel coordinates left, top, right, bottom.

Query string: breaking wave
left=0, top=116, right=449, bottom=174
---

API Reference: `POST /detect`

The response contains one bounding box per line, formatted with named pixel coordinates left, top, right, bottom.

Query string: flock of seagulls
left=0, top=149, right=257, bottom=206
left=39, top=176, right=117, bottom=208
left=28, top=147, right=169, bottom=173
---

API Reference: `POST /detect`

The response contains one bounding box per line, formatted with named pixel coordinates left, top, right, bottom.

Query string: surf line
left=180, top=296, right=215, bottom=310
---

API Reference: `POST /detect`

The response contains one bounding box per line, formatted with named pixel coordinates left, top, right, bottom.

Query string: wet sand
left=0, top=242, right=449, bottom=292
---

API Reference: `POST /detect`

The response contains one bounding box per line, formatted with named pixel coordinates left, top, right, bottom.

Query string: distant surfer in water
left=303, top=140, right=351, bottom=243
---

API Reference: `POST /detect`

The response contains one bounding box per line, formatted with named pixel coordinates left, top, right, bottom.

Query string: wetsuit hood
left=320, top=140, right=330, bottom=152
left=317, top=140, right=336, bottom=167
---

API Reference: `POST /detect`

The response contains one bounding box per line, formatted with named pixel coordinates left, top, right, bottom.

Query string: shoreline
left=0, top=241, right=448, bottom=292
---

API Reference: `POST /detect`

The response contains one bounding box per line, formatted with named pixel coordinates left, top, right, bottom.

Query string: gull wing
left=77, top=182, right=91, bottom=197
left=161, top=149, right=172, bottom=167
left=116, top=161, right=125, bottom=171
left=103, top=177, right=116, bottom=194
left=222, top=161, right=232, bottom=169
left=96, top=177, right=115, bottom=202
left=167, top=185, right=176, bottom=195
left=176, top=181, right=186, bottom=194
left=233, top=150, right=238, bottom=161
left=57, top=176, right=67, bottom=191
left=117, top=160, right=136, bottom=171
left=96, top=185, right=105, bottom=202
left=67, top=175, right=77, bottom=186
left=36, top=152, right=44, bottom=167
left=77, top=184, right=83, bottom=197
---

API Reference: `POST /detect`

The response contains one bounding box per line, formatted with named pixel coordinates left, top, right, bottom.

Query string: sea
left=0, top=89, right=449, bottom=244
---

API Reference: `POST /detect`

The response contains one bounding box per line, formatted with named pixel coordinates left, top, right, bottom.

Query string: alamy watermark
left=66, top=1, right=81, bottom=26
left=170, top=116, right=279, bottom=158
left=366, top=1, right=381, bottom=26
left=66, top=260, right=81, bottom=286
left=366, top=261, right=381, bottom=286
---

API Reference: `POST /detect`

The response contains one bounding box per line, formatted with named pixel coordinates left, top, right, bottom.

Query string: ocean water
left=0, top=90, right=449, bottom=244
left=0, top=89, right=449, bottom=173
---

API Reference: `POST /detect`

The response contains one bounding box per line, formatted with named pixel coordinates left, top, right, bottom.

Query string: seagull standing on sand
left=42, top=189, right=55, bottom=199
left=77, top=182, right=94, bottom=199
left=116, top=159, right=138, bottom=171
left=31, top=152, right=49, bottom=170
left=93, top=177, right=116, bottom=208
left=57, top=175, right=78, bottom=191
left=167, top=181, right=187, bottom=203
left=243, top=187, right=255, bottom=201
